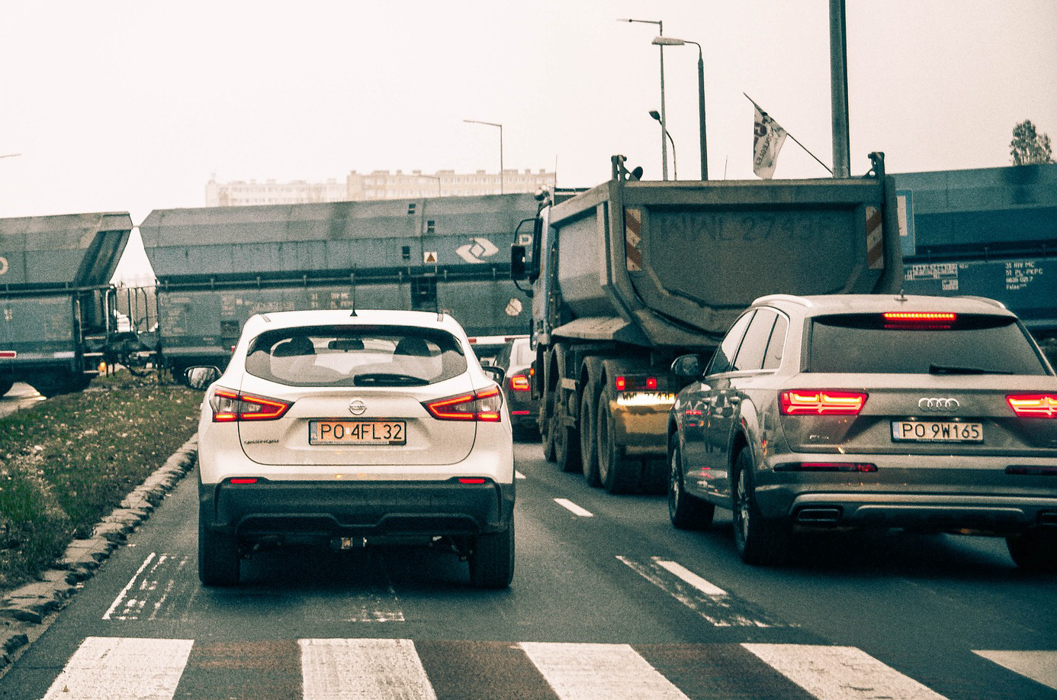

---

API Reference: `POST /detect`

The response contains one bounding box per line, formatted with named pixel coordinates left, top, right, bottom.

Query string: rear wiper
left=928, top=363, right=1013, bottom=375
left=353, top=373, right=430, bottom=386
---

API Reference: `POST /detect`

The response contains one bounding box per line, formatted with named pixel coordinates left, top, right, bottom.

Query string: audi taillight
left=1007, top=394, right=1057, bottom=418
left=209, top=388, right=291, bottom=422
left=509, top=374, right=531, bottom=391
left=779, top=390, right=867, bottom=415
left=424, top=385, right=504, bottom=422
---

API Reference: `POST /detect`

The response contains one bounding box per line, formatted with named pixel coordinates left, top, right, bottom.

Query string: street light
left=463, top=119, right=504, bottom=194
left=619, top=18, right=668, bottom=180
left=653, top=36, right=708, bottom=180
left=649, top=111, right=677, bottom=180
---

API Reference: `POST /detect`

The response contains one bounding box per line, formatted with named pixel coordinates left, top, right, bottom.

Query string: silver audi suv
left=667, top=293, right=1057, bottom=571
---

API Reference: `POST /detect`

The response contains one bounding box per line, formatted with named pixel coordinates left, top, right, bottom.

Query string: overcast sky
left=1, top=0, right=1055, bottom=230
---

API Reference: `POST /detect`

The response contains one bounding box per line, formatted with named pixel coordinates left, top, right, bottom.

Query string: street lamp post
left=463, top=119, right=504, bottom=194
left=619, top=18, right=668, bottom=180
left=648, top=111, right=677, bottom=180
left=653, top=36, right=707, bottom=180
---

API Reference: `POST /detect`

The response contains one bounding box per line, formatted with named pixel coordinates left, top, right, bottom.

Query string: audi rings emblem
left=918, top=397, right=960, bottom=412
left=348, top=399, right=367, bottom=416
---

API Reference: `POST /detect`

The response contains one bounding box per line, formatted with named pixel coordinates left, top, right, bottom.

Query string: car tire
left=668, top=434, right=715, bottom=530
left=580, top=373, right=601, bottom=487
left=1006, top=527, right=1057, bottom=573
left=470, top=520, right=515, bottom=589
left=731, top=449, right=790, bottom=566
left=198, top=508, right=240, bottom=587
left=596, top=385, right=638, bottom=494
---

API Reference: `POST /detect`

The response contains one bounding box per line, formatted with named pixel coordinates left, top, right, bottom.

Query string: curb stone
left=0, top=435, right=198, bottom=671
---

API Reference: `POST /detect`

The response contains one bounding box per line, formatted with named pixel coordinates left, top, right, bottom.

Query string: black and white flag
left=752, top=104, right=788, bottom=179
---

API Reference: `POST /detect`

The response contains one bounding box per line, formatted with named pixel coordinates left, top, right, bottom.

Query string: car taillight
left=1007, top=394, right=1057, bottom=418
left=509, top=374, right=531, bottom=391
left=779, top=390, right=867, bottom=415
left=882, top=311, right=956, bottom=330
left=209, top=388, right=292, bottom=422
left=424, top=385, right=504, bottom=422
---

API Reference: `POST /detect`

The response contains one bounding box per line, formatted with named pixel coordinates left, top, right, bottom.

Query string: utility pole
left=830, top=0, right=851, bottom=178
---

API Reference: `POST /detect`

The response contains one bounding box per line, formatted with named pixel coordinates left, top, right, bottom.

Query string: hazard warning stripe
left=866, top=205, right=884, bottom=270
left=625, top=208, right=643, bottom=272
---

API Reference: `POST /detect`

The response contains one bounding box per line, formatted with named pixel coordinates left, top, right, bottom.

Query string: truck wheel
left=1006, top=528, right=1057, bottom=573
left=668, top=434, right=715, bottom=529
left=596, top=385, right=637, bottom=494
left=731, top=449, right=790, bottom=566
left=470, top=520, right=515, bottom=589
left=580, top=374, right=601, bottom=486
left=0, top=380, right=13, bottom=397
left=198, top=508, right=240, bottom=587
left=540, top=353, right=557, bottom=462
left=552, top=345, right=581, bottom=474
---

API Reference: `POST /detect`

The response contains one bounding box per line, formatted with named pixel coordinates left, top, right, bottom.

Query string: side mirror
left=670, top=354, right=702, bottom=379
left=185, top=366, right=221, bottom=390
left=511, top=244, right=527, bottom=281
left=481, top=364, right=506, bottom=383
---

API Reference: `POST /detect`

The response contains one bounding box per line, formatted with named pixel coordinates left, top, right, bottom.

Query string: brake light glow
left=1007, top=394, right=1057, bottom=418
left=646, top=377, right=658, bottom=390
left=457, top=477, right=487, bottom=484
left=424, top=385, right=504, bottom=422
left=509, top=374, right=531, bottom=391
left=228, top=477, right=260, bottom=485
left=882, top=311, right=956, bottom=330
left=615, top=376, right=627, bottom=391
left=779, top=390, right=867, bottom=415
left=210, top=388, right=292, bottom=422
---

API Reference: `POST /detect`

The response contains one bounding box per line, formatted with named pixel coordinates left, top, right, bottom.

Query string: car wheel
left=580, top=374, right=600, bottom=486
left=198, top=508, right=240, bottom=587
left=470, top=520, right=515, bottom=589
left=668, top=434, right=715, bottom=530
left=1006, top=528, right=1057, bottom=573
left=731, top=449, right=790, bottom=566
left=596, top=385, right=637, bottom=494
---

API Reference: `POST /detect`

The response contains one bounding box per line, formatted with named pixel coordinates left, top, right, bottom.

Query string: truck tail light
left=424, top=385, right=504, bottom=422
left=210, top=388, right=291, bottom=422
left=779, top=390, right=867, bottom=415
left=1007, top=394, right=1057, bottom=418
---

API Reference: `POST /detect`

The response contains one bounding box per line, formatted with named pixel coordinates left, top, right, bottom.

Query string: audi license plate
left=891, top=421, right=982, bottom=443
left=309, top=420, right=406, bottom=445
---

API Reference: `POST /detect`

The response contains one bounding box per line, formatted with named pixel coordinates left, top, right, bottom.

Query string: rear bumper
left=200, top=478, right=515, bottom=541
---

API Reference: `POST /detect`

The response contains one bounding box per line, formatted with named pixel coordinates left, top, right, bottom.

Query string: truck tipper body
left=512, top=154, right=903, bottom=492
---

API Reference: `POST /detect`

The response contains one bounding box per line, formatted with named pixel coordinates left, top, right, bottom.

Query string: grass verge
left=0, top=371, right=199, bottom=591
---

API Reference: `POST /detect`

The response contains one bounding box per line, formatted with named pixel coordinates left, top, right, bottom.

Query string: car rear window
left=245, top=325, right=468, bottom=387
left=806, top=313, right=1050, bottom=375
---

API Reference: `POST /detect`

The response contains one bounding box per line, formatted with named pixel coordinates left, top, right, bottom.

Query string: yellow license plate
left=309, top=420, right=406, bottom=445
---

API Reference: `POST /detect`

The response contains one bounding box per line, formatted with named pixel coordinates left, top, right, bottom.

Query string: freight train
left=0, top=194, right=538, bottom=395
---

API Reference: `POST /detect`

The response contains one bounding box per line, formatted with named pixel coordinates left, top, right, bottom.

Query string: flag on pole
left=752, top=104, right=788, bottom=179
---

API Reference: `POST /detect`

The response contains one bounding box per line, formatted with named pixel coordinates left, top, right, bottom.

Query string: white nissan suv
left=189, top=309, right=515, bottom=588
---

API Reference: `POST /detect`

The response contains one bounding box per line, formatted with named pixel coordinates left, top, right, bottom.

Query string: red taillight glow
left=424, top=385, right=504, bottom=422
left=779, top=390, right=867, bottom=415
left=228, top=477, right=260, bottom=485
left=1007, top=394, right=1057, bottom=418
left=775, top=462, right=877, bottom=472
left=882, top=311, right=956, bottom=330
left=615, top=376, right=627, bottom=391
left=646, top=377, right=658, bottom=390
left=509, top=374, right=531, bottom=391
left=210, top=388, right=292, bottom=422
left=457, top=477, right=487, bottom=484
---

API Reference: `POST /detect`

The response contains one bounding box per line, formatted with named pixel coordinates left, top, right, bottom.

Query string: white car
left=189, top=309, right=515, bottom=588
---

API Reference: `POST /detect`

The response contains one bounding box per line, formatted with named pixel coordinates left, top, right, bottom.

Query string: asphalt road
left=1, top=439, right=1055, bottom=699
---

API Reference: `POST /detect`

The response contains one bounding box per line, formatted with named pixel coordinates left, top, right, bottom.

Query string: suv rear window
left=245, top=325, right=467, bottom=387
left=807, top=313, right=1049, bottom=375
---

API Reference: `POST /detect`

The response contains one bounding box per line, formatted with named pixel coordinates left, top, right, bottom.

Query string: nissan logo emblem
left=348, top=399, right=367, bottom=416
left=918, top=397, right=960, bottom=412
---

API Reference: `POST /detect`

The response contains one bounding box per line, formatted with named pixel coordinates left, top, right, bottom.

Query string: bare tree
left=1010, top=120, right=1055, bottom=165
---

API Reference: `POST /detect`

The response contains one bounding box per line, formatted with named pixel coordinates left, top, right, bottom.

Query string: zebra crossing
left=38, top=636, right=1057, bottom=699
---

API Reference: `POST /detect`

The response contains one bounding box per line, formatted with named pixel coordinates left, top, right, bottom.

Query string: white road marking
left=653, top=558, right=728, bottom=595
left=300, top=638, right=436, bottom=700
left=516, top=470, right=526, bottom=479
left=743, top=643, right=947, bottom=700
left=554, top=498, right=593, bottom=517
left=102, top=551, right=157, bottom=620
left=42, top=637, right=193, bottom=700
left=520, top=642, right=689, bottom=700
left=974, top=650, right=1057, bottom=691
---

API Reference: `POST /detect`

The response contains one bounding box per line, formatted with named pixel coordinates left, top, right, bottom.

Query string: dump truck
left=511, top=154, right=903, bottom=493
left=0, top=212, right=135, bottom=396
left=138, top=194, right=537, bottom=377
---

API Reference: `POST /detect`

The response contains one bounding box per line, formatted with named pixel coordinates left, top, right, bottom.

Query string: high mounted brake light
left=882, top=311, right=956, bottom=330
left=210, top=388, right=291, bottom=422
left=779, top=390, right=867, bottom=415
left=424, top=385, right=504, bottom=422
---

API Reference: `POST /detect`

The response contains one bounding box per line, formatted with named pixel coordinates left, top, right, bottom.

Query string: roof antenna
left=349, top=272, right=358, bottom=316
